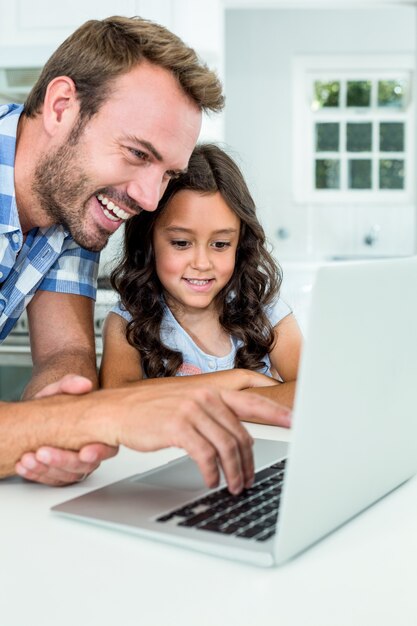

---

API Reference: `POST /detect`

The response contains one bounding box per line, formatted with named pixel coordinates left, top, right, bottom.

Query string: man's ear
left=42, top=76, right=80, bottom=137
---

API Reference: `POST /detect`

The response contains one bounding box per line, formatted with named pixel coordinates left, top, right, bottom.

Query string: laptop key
left=178, top=511, right=216, bottom=527
left=236, top=524, right=266, bottom=539
left=174, top=505, right=199, bottom=517
left=156, top=458, right=287, bottom=541
left=219, top=524, right=242, bottom=535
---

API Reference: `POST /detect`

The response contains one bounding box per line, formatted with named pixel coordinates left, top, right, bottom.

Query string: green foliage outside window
left=347, top=123, right=372, bottom=152
left=378, top=80, right=406, bottom=108
left=315, top=123, right=339, bottom=151
left=379, top=160, right=404, bottom=189
left=347, top=81, right=371, bottom=107
left=348, top=160, right=372, bottom=189
left=315, top=159, right=340, bottom=189
left=379, top=123, right=404, bottom=152
left=313, top=81, right=340, bottom=108
left=311, top=75, right=408, bottom=193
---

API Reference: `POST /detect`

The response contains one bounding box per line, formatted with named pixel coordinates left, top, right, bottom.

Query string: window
left=292, top=56, right=415, bottom=204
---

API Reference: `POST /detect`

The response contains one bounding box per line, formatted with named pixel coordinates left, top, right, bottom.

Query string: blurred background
left=0, top=0, right=415, bottom=395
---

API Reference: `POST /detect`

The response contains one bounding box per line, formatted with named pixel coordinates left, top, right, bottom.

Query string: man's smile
left=96, top=193, right=131, bottom=222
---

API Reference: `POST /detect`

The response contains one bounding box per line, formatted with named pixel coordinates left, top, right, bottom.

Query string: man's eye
left=129, top=148, right=148, bottom=161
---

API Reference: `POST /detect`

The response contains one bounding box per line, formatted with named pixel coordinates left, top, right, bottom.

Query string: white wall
left=225, top=6, right=417, bottom=261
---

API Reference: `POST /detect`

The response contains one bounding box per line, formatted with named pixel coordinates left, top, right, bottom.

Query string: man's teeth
left=187, top=279, right=210, bottom=285
left=97, top=194, right=130, bottom=221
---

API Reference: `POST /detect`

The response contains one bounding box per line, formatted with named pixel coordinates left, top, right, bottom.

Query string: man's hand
left=105, top=384, right=291, bottom=495
left=15, top=375, right=118, bottom=486
left=32, top=374, right=94, bottom=398
left=13, top=377, right=290, bottom=494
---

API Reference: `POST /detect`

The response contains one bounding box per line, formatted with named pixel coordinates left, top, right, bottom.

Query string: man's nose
left=126, top=173, right=166, bottom=213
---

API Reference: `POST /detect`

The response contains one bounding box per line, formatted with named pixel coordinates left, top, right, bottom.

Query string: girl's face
left=153, top=189, right=240, bottom=315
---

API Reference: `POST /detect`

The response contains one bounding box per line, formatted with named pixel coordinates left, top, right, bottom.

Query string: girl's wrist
left=216, top=369, right=248, bottom=390
left=235, top=368, right=252, bottom=389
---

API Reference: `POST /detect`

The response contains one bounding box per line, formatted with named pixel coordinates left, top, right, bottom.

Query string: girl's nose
left=191, top=246, right=212, bottom=270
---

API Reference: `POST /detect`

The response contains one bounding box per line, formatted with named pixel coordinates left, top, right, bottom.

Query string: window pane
left=379, top=159, right=404, bottom=189
left=346, top=123, right=372, bottom=152
left=347, top=81, right=371, bottom=107
left=315, top=123, right=339, bottom=151
left=379, top=122, right=404, bottom=152
left=313, top=81, right=340, bottom=108
left=348, top=160, right=372, bottom=189
left=315, top=159, right=340, bottom=189
left=378, top=80, right=407, bottom=108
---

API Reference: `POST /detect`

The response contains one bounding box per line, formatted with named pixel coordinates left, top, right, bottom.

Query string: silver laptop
left=52, top=257, right=417, bottom=567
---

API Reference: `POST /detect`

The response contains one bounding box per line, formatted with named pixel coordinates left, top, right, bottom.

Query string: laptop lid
left=274, top=256, right=417, bottom=564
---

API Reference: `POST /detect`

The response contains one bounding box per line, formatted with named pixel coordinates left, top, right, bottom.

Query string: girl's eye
left=171, top=240, right=190, bottom=249
left=212, top=241, right=231, bottom=249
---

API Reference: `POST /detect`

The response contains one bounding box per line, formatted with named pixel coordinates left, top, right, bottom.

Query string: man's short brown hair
left=24, top=15, right=224, bottom=122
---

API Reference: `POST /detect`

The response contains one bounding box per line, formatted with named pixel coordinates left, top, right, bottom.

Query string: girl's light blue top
left=112, top=297, right=291, bottom=378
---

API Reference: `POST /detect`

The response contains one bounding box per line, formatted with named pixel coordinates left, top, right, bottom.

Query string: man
left=0, top=16, right=291, bottom=492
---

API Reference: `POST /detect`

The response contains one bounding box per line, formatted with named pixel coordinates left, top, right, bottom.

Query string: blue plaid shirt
left=0, top=103, right=99, bottom=342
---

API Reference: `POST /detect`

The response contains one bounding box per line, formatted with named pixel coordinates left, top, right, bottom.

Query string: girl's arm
left=100, top=313, right=145, bottom=387
left=100, top=313, right=279, bottom=392
left=244, top=313, right=303, bottom=410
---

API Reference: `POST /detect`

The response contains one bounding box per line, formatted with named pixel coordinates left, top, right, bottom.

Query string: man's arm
left=1, top=384, right=291, bottom=494
left=17, top=291, right=116, bottom=485
left=23, top=290, right=98, bottom=398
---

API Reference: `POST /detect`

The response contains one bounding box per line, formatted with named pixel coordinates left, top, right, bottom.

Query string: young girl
left=100, top=144, right=302, bottom=417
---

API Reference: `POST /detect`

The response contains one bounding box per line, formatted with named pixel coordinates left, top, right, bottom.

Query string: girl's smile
left=183, top=277, right=215, bottom=292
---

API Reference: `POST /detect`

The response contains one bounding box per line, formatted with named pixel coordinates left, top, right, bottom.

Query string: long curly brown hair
left=111, top=143, right=282, bottom=378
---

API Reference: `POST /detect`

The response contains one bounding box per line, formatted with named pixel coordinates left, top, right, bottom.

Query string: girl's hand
left=211, top=369, right=279, bottom=391
left=242, top=370, right=280, bottom=389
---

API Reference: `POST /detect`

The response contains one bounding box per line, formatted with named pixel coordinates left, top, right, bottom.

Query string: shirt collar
left=0, top=104, right=24, bottom=237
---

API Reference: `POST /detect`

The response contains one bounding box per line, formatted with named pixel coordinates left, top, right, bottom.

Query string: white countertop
left=1, top=422, right=416, bottom=626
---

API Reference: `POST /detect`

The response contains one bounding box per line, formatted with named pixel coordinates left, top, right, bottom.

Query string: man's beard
left=31, top=133, right=111, bottom=252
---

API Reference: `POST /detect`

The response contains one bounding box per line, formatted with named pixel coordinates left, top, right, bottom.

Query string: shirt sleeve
left=265, top=296, right=292, bottom=327
left=37, top=239, right=99, bottom=300
left=111, top=300, right=132, bottom=322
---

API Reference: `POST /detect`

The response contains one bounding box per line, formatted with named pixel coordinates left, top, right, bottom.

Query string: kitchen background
left=0, top=0, right=415, bottom=397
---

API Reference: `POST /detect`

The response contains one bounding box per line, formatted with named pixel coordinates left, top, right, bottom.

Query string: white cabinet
left=0, top=1, right=136, bottom=46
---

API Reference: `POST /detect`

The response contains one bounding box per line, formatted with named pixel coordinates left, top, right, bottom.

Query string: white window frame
left=292, top=54, right=415, bottom=205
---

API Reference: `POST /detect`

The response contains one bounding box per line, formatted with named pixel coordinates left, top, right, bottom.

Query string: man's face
left=32, top=62, right=202, bottom=251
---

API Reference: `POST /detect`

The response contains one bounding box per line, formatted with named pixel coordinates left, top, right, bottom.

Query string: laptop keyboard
left=156, top=459, right=287, bottom=542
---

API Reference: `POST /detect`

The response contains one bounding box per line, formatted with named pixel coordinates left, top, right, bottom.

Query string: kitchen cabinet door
left=0, top=0, right=137, bottom=46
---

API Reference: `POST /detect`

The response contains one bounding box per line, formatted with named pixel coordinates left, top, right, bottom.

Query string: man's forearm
left=1, top=380, right=291, bottom=494
left=22, top=349, right=99, bottom=399
left=0, top=391, right=113, bottom=477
